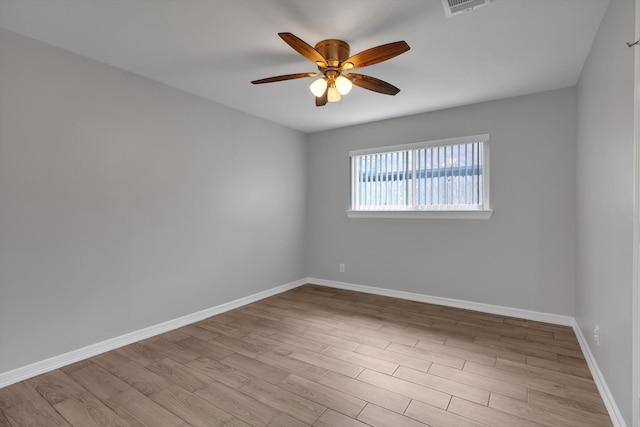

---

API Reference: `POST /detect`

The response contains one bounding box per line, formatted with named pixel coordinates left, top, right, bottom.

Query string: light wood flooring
left=0, top=284, right=612, bottom=426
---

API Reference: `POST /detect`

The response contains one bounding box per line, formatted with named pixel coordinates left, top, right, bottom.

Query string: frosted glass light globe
left=335, top=75, right=352, bottom=95
left=309, top=78, right=328, bottom=97
left=327, top=86, right=341, bottom=103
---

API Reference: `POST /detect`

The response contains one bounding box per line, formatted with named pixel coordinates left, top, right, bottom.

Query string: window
left=348, top=134, right=492, bottom=219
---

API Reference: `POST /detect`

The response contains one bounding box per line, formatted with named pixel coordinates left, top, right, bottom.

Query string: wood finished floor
left=0, top=285, right=612, bottom=427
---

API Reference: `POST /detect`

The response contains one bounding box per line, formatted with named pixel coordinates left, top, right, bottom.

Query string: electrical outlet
left=594, top=325, right=600, bottom=346
left=339, top=263, right=345, bottom=273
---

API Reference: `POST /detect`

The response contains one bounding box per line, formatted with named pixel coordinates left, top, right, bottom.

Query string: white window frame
left=347, top=134, right=493, bottom=219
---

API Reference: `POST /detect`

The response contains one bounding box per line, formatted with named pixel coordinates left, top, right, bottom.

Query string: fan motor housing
left=314, top=39, right=350, bottom=67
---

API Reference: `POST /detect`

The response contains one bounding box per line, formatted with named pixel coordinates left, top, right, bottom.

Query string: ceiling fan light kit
left=309, top=73, right=352, bottom=103
left=251, top=33, right=410, bottom=107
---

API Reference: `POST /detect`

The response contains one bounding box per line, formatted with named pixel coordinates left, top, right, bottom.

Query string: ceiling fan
left=251, top=33, right=410, bottom=106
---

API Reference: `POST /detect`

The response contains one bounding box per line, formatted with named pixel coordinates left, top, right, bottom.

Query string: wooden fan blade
left=341, top=41, right=410, bottom=70
left=315, top=88, right=328, bottom=107
left=278, top=32, right=327, bottom=66
left=251, top=72, right=319, bottom=84
left=347, top=73, right=400, bottom=95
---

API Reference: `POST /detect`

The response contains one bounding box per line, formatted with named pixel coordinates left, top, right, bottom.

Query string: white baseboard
left=306, top=277, right=574, bottom=326
left=572, top=323, right=627, bottom=427
left=0, top=278, right=306, bottom=388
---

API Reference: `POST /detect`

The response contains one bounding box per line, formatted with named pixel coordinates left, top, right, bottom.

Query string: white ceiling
left=0, top=0, right=609, bottom=133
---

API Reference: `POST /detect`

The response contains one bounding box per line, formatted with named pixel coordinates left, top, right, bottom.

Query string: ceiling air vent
left=441, top=0, right=493, bottom=17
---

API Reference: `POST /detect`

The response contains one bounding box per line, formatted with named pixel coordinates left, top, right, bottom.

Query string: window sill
left=346, top=209, right=493, bottom=220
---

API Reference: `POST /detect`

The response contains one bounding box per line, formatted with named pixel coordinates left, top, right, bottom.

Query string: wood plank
left=195, top=380, right=279, bottom=427
left=156, top=329, right=193, bottom=343
left=447, top=396, right=547, bottom=427
left=393, top=366, right=490, bottom=405
left=288, top=350, right=364, bottom=378
left=267, top=412, right=312, bottom=427
left=220, top=353, right=290, bottom=385
left=489, top=392, right=612, bottom=427
left=495, top=358, right=598, bottom=392
left=186, top=356, right=255, bottom=389
left=149, top=384, right=234, bottom=427
left=107, top=361, right=171, bottom=396
left=105, top=388, right=185, bottom=427
left=92, top=350, right=131, bottom=370
left=323, top=328, right=391, bottom=348
left=146, top=357, right=210, bottom=392
left=54, top=392, right=132, bottom=427
left=564, top=385, right=610, bottom=413
left=462, top=360, right=567, bottom=397
left=312, top=409, right=369, bottom=427
left=378, top=324, right=446, bottom=345
left=264, top=331, right=329, bottom=353
left=27, top=370, right=90, bottom=406
left=114, top=342, right=166, bottom=367
left=416, top=338, right=497, bottom=366
left=403, top=400, right=486, bottom=427
left=503, top=317, right=570, bottom=334
left=238, top=379, right=326, bottom=424
left=196, top=320, right=250, bottom=338
left=68, top=364, right=131, bottom=400
left=211, top=335, right=268, bottom=359
left=224, top=417, right=253, bottom=426
left=353, top=326, right=419, bottom=347
left=526, top=355, right=592, bottom=378
left=0, top=412, right=10, bottom=427
left=321, top=346, right=398, bottom=375
left=60, top=359, right=93, bottom=375
left=526, top=332, right=582, bottom=350
left=2, top=396, right=71, bottom=426
left=501, top=336, right=585, bottom=359
left=386, top=342, right=466, bottom=369
left=428, top=363, right=528, bottom=401
left=302, top=330, right=360, bottom=351
left=178, top=324, right=222, bottom=341
left=356, top=369, right=451, bottom=409
left=357, top=403, right=430, bottom=427
left=277, top=374, right=366, bottom=418
left=225, top=317, right=280, bottom=337
left=442, top=336, right=527, bottom=363
left=256, top=352, right=329, bottom=382
left=554, top=330, right=581, bottom=344
left=141, top=338, right=203, bottom=363
left=527, top=389, right=612, bottom=420
left=317, top=372, right=410, bottom=414
left=473, top=335, right=558, bottom=361
left=354, top=344, right=432, bottom=372
left=0, top=381, right=39, bottom=411
left=241, top=332, right=305, bottom=355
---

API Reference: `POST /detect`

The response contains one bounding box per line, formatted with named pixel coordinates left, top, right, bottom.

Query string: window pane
left=353, top=150, right=412, bottom=209
left=351, top=140, right=485, bottom=211
left=412, top=142, right=483, bottom=209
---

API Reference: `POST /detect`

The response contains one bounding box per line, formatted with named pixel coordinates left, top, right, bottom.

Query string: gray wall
left=0, top=28, right=307, bottom=373
left=306, top=88, right=577, bottom=316
left=575, top=0, right=635, bottom=424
